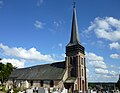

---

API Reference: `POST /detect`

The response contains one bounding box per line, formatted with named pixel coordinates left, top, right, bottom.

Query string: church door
left=82, top=80, right=84, bottom=93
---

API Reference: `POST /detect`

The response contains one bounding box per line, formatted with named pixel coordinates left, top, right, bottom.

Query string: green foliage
left=0, top=85, right=6, bottom=92
left=2, top=85, right=6, bottom=92
left=13, top=88, right=19, bottom=93
left=0, top=62, right=15, bottom=84
left=0, top=85, right=19, bottom=93
left=88, top=83, right=95, bottom=88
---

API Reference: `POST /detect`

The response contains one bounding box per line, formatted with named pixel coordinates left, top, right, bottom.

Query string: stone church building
left=9, top=3, right=88, bottom=93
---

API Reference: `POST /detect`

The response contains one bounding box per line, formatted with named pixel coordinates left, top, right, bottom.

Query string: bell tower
left=65, top=2, right=88, bottom=93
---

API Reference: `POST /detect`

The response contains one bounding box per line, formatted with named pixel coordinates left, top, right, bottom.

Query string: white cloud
left=95, top=68, right=108, bottom=74
left=102, top=75, right=112, bottom=78
left=86, top=68, right=89, bottom=73
left=87, top=17, right=120, bottom=41
left=86, top=52, right=119, bottom=80
left=110, top=53, right=120, bottom=59
left=97, top=40, right=104, bottom=44
left=109, top=42, right=120, bottom=50
left=86, top=52, right=104, bottom=61
left=89, top=61, right=107, bottom=69
left=86, top=52, right=107, bottom=69
left=58, top=43, right=62, bottom=49
left=51, top=53, right=65, bottom=62
left=0, top=0, right=3, bottom=4
left=53, top=20, right=63, bottom=28
left=0, top=43, right=55, bottom=62
left=54, top=21, right=59, bottom=27
left=95, top=68, right=118, bottom=78
left=0, top=0, right=3, bottom=8
left=109, top=65, right=115, bottom=68
left=34, top=20, right=44, bottom=29
left=61, top=53, right=66, bottom=58
left=0, top=58, right=25, bottom=68
left=96, top=74, right=118, bottom=82
left=89, top=70, right=118, bottom=82
left=109, top=71, right=118, bottom=76
left=37, top=0, right=43, bottom=6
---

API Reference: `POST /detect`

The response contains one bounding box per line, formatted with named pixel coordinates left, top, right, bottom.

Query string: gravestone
left=38, top=88, right=45, bottom=93
left=44, top=88, right=48, bottom=93
left=18, top=91, right=24, bottom=93
left=26, top=89, right=33, bottom=93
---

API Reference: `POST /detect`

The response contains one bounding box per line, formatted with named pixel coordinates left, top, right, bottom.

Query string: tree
left=0, top=63, right=4, bottom=70
left=0, top=63, right=4, bottom=83
left=0, top=62, right=15, bottom=84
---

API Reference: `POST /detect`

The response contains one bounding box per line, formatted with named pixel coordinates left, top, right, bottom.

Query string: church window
left=84, top=58, right=85, bottom=65
left=79, top=56, right=81, bottom=64
left=50, top=80, right=54, bottom=87
left=70, top=57, right=73, bottom=65
left=73, top=57, right=76, bottom=65
left=40, top=80, right=43, bottom=87
left=30, top=80, right=33, bottom=86
left=81, top=58, right=83, bottom=65
left=82, top=69, right=84, bottom=76
left=71, top=67, right=76, bottom=77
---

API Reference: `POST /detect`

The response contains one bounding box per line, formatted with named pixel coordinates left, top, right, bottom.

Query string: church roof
left=10, top=61, right=66, bottom=80
left=64, top=77, right=76, bottom=83
left=67, top=3, right=80, bottom=47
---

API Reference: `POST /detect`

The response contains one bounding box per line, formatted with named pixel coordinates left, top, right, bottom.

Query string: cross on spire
left=73, top=0, right=76, bottom=8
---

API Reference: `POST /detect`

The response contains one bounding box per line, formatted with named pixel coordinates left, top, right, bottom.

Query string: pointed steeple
left=67, top=1, right=80, bottom=46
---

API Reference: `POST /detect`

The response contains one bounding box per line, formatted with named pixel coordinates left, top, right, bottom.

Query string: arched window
left=82, top=69, right=84, bottom=76
left=70, top=57, right=73, bottom=65
left=40, top=80, right=43, bottom=87
left=81, top=57, right=83, bottom=65
left=50, top=80, right=54, bottom=87
left=30, top=80, right=33, bottom=86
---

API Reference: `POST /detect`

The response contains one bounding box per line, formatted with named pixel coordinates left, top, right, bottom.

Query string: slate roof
left=64, top=77, right=76, bottom=83
left=67, top=4, right=80, bottom=47
left=10, top=61, right=66, bottom=80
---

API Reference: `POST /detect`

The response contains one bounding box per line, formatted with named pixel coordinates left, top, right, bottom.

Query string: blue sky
left=0, top=0, right=120, bottom=82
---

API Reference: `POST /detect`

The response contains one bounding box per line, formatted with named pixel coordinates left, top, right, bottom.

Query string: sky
left=0, top=0, right=120, bottom=82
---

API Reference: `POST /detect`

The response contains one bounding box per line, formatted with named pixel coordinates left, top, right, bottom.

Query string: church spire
left=67, top=1, right=80, bottom=46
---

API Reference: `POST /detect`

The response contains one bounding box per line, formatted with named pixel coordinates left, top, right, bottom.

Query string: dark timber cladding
left=66, top=2, right=84, bottom=55
left=66, top=44, right=84, bottom=55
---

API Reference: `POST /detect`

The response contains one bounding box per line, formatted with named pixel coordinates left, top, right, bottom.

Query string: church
left=9, top=3, right=88, bottom=93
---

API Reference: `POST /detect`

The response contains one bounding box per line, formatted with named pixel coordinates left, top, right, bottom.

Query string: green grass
left=13, top=88, right=19, bottom=93
left=0, top=85, right=19, bottom=93
left=0, top=85, right=6, bottom=92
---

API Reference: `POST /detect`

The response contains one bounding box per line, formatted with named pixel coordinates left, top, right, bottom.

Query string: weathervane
left=73, top=0, right=76, bottom=8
